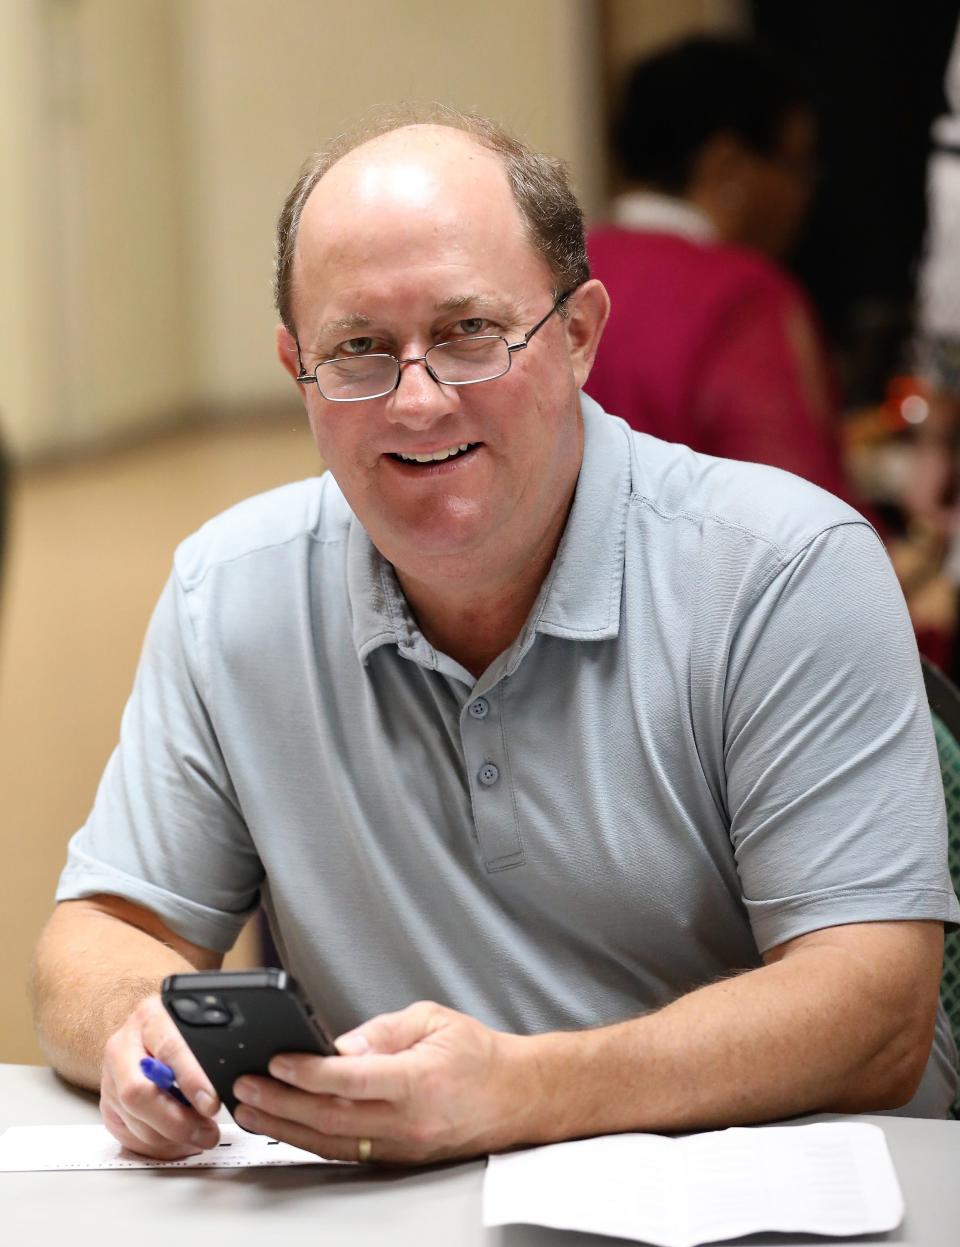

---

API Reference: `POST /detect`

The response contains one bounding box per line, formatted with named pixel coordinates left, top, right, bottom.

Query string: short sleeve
left=723, top=521, right=960, bottom=951
left=56, top=573, right=263, bottom=952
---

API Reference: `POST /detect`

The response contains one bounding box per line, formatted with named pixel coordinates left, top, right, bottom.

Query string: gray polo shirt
left=58, top=396, right=960, bottom=1114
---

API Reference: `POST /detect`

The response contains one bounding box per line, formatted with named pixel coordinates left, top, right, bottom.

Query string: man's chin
left=373, top=516, right=496, bottom=576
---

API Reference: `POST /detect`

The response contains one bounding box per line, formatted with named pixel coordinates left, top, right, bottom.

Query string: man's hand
left=100, top=995, right=222, bottom=1159
left=231, top=1001, right=538, bottom=1164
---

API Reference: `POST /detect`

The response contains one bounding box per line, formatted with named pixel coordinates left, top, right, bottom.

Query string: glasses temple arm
left=294, top=337, right=314, bottom=383
left=521, top=286, right=578, bottom=345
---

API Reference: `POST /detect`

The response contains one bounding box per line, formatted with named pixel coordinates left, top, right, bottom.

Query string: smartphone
left=161, top=968, right=337, bottom=1120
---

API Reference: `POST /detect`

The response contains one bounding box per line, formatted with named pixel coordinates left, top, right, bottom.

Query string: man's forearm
left=519, top=923, right=942, bottom=1142
left=31, top=900, right=208, bottom=1091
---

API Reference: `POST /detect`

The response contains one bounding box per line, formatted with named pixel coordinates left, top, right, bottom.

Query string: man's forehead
left=299, top=125, right=516, bottom=236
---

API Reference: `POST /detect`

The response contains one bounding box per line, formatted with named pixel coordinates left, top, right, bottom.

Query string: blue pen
left=140, top=1056, right=192, bottom=1108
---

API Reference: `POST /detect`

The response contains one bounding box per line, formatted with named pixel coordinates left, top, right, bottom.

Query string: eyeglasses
left=295, top=288, right=577, bottom=403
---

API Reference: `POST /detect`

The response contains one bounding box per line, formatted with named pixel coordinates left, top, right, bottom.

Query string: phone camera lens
left=170, top=997, right=201, bottom=1022
left=170, top=993, right=231, bottom=1026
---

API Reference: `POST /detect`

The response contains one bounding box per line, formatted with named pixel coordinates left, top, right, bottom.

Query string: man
left=33, top=110, right=958, bottom=1165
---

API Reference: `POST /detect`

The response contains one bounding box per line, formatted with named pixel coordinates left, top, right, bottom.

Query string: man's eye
left=456, top=318, right=488, bottom=336
left=338, top=337, right=376, bottom=356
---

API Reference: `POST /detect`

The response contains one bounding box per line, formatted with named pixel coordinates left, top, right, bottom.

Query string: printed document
left=483, top=1122, right=903, bottom=1246
left=0, top=1122, right=335, bottom=1170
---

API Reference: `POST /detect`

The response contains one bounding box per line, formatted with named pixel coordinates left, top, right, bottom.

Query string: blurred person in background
left=587, top=35, right=858, bottom=504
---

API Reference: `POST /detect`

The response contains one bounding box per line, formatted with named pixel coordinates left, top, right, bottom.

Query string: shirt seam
left=629, top=496, right=876, bottom=584
left=176, top=528, right=345, bottom=593
left=173, top=571, right=215, bottom=719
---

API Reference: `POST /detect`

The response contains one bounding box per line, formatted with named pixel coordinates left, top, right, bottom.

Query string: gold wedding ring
left=357, top=1136, right=373, bottom=1163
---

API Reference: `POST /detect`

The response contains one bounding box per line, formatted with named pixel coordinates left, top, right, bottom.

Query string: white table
left=2, top=1063, right=958, bottom=1246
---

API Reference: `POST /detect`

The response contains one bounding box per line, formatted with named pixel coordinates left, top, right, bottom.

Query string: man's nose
left=383, top=357, right=457, bottom=427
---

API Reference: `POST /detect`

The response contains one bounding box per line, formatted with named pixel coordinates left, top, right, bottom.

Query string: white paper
left=483, top=1122, right=904, bottom=1247
left=0, top=1122, right=339, bottom=1171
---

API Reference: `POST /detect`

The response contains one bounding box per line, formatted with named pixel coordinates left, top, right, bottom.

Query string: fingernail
left=270, top=1058, right=292, bottom=1080
left=234, top=1106, right=257, bottom=1131
left=336, top=1031, right=370, bottom=1055
left=196, top=1090, right=217, bottom=1115
left=234, top=1078, right=258, bottom=1104
left=192, top=1125, right=217, bottom=1148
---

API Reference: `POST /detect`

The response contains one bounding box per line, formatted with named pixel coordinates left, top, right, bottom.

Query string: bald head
left=317, top=124, right=502, bottom=212
left=274, top=107, right=589, bottom=336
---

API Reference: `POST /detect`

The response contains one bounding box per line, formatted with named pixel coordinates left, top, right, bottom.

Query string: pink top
left=586, top=227, right=852, bottom=501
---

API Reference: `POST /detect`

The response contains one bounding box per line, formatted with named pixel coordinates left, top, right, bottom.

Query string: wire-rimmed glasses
left=295, top=288, right=577, bottom=403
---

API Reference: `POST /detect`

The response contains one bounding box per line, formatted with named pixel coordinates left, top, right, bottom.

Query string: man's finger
left=101, top=998, right=221, bottom=1151
left=233, top=1076, right=401, bottom=1138
left=267, top=1051, right=413, bottom=1101
left=109, top=1059, right=221, bottom=1149
left=266, top=1001, right=446, bottom=1099
left=139, top=998, right=220, bottom=1115
left=101, top=1062, right=217, bottom=1159
left=335, top=1000, right=441, bottom=1057
left=232, top=1104, right=426, bottom=1166
left=101, top=1100, right=209, bottom=1160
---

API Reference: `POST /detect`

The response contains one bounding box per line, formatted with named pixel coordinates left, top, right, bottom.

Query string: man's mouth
left=389, top=442, right=479, bottom=465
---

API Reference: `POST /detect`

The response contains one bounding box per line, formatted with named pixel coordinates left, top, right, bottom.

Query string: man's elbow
left=795, top=920, right=947, bottom=1114
left=832, top=1010, right=938, bottom=1112
left=858, top=1047, right=931, bottom=1112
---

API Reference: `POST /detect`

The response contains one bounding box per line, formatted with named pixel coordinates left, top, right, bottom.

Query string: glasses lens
left=428, top=337, right=509, bottom=384
left=316, top=354, right=398, bottom=400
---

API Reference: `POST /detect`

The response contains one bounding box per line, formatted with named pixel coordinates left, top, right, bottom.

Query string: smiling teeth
left=398, top=443, right=472, bottom=463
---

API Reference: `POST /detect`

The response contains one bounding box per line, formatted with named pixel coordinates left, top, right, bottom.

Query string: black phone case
left=161, top=969, right=336, bottom=1120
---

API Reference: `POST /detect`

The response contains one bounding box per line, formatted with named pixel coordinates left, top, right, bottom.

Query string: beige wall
left=0, top=0, right=606, bottom=458
left=0, top=1, right=192, bottom=458
left=59, top=2, right=193, bottom=442
left=0, top=2, right=56, bottom=456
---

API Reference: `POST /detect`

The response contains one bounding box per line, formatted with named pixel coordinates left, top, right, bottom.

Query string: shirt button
left=468, top=697, right=489, bottom=720
left=478, top=762, right=500, bottom=787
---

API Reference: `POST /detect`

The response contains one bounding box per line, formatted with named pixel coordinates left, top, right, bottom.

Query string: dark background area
left=752, top=0, right=960, bottom=404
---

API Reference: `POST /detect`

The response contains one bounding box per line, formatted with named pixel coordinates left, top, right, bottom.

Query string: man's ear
left=276, top=323, right=303, bottom=384
left=564, top=279, right=611, bottom=390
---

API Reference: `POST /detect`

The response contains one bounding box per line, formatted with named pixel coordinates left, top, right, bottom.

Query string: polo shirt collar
left=347, top=520, right=435, bottom=668
left=530, top=393, right=628, bottom=643
left=346, top=393, right=629, bottom=668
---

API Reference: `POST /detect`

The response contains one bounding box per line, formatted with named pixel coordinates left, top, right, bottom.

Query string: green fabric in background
left=929, top=709, right=960, bottom=1119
